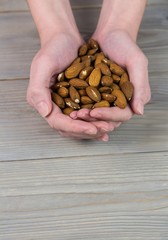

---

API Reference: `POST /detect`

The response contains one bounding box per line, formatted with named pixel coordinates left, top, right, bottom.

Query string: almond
left=63, top=108, right=74, bottom=116
left=78, top=43, right=88, bottom=56
left=93, top=100, right=110, bottom=108
left=79, top=66, right=93, bottom=80
left=88, top=39, right=99, bottom=49
left=69, top=86, right=80, bottom=103
left=65, top=62, right=85, bottom=79
left=120, top=81, right=134, bottom=101
left=81, top=104, right=93, bottom=109
left=54, top=81, right=69, bottom=89
left=71, top=57, right=81, bottom=65
left=86, top=86, right=101, bottom=102
left=51, top=92, right=65, bottom=109
left=112, top=89, right=127, bottom=109
left=119, top=72, right=129, bottom=87
left=69, top=78, right=88, bottom=89
left=89, top=68, right=101, bottom=87
left=81, top=96, right=94, bottom=104
left=65, top=98, right=80, bottom=110
left=96, top=62, right=111, bottom=76
left=101, top=93, right=116, bottom=103
left=102, top=58, right=113, bottom=66
left=57, top=87, right=69, bottom=98
left=101, top=76, right=113, bottom=87
left=111, top=83, right=120, bottom=91
left=87, top=48, right=98, bottom=55
left=94, top=52, right=105, bottom=66
left=99, top=86, right=112, bottom=94
left=112, top=74, right=120, bottom=83
left=79, top=89, right=87, bottom=96
left=110, top=63, right=125, bottom=76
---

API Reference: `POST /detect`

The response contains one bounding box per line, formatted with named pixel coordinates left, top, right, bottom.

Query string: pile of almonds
left=51, top=39, right=134, bottom=116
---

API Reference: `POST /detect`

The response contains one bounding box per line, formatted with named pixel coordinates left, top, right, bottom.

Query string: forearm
left=27, top=0, right=80, bottom=46
left=94, top=0, right=147, bottom=41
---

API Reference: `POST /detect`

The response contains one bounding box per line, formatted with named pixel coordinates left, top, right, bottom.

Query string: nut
left=51, top=92, right=65, bottom=109
left=93, top=100, right=110, bottom=108
left=86, top=86, right=101, bottom=102
left=69, top=78, right=88, bottom=89
left=69, top=86, right=80, bottom=103
left=65, top=62, right=85, bottom=79
left=88, top=68, right=101, bottom=87
left=50, top=38, right=134, bottom=114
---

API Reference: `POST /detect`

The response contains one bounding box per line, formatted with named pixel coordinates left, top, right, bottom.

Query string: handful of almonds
left=51, top=39, right=134, bottom=116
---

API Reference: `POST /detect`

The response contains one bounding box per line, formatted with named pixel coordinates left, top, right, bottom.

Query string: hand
left=73, top=30, right=151, bottom=125
left=26, top=33, right=114, bottom=140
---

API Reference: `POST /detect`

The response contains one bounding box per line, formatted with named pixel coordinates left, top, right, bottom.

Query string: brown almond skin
left=63, top=108, right=74, bottom=116
left=110, top=63, right=125, bottom=76
left=69, top=78, right=88, bottom=89
left=102, top=58, right=113, bottom=66
left=101, top=93, right=116, bottom=103
left=112, top=89, right=127, bottom=109
left=51, top=92, right=65, bottom=109
left=101, top=76, right=113, bottom=87
left=79, top=66, right=93, bottom=80
left=69, top=86, right=80, bottom=103
left=88, top=39, right=99, bottom=49
left=120, top=81, right=134, bottom=101
left=96, top=62, right=111, bottom=76
left=99, top=86, right=112, bottom=94
left=71, top=57, right=81, bottom=65
left=112, top=74, right=120, bottom=83
left=53, top=81, right=70, bottom=90
left=89, top=68, right=101, bottom=87
left=78, top=43, right=88, bottom=56
left=79, top=89, right=87, bottom=96
left=93, top=100, right=110, bottom=108
left=94, top=52, right=105, bottom=66
left=65, top=98, right=80, bottom=110
left=57, top=87, right=69, bottom=98
left=81, top=104, right=93, bottom=109
left=86, top=86, right=101, bottom=102
left=81, top=96, right=94, bottom=104
left=65, top=62, right=85, bottom=79
left=87, top=48, right=98, bottom=55
left=111, top=83, right=120, bottom=91
left=119, top=72, right=129, bottom=87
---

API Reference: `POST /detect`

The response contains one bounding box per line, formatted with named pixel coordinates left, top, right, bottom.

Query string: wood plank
left=0, top=4, right=168, bottom=80
left=0, top=0, right=165, bottom=12
left=0, top=152, right=168, bottom=239
left=0, top=73, right=168, bottom=161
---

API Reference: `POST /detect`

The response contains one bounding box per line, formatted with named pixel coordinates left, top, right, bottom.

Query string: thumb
left=27, top=56, right=53, bottom=117
left=127, top=57, right=150, bottom=115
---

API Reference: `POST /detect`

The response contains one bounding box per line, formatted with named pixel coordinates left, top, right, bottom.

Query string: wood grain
left=0, top=152, right=168, bottom=239
left=0, top=2, right=168, bottom=240
left=0, top=76, right=168, bottom=161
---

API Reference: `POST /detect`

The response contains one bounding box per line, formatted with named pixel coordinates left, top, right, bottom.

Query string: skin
left=27, top=0, right=151, bottom=141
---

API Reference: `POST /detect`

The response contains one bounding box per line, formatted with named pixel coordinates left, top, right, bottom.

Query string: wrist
left=93, top=0, right=147, bottom=42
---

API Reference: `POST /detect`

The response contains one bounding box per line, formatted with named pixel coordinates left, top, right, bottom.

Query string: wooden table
left=0, top=0, right=168, bottom=239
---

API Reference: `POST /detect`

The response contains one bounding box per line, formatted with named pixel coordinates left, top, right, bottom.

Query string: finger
left=58, top=130, right=102, bottom=140
left=90, top=106, right=133, bottom=122
left=46, top=103, right=98, bottom=135
left=97, top=133, right=109, bottom=142
left=127, top=56, right=151, bottom=115
left=75, top=109, right=98, bottom=121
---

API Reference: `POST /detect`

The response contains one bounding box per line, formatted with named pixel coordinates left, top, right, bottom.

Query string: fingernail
left=137, top=102, right=144, bottom=115
left=36, top=101, right=50, bottom=117
left=101, top=134, right=109, bottom=142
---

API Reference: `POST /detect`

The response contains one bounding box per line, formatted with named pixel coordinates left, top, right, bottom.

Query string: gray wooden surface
left=0, top=0, right=168, bottom=239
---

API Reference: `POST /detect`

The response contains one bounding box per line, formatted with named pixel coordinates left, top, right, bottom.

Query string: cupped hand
left=27, top=33, right=114, bottom=140
left=74, top=30, right=151, bottom=124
